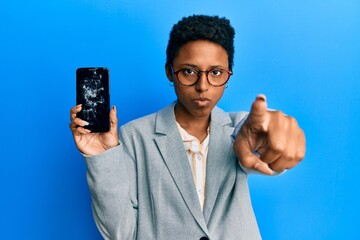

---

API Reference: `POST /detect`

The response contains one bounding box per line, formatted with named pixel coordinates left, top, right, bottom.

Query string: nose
left=195, top=72, right=209, bottom=92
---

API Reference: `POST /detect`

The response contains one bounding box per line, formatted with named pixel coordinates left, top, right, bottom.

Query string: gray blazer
left=84, top=103, right=261, bottom=240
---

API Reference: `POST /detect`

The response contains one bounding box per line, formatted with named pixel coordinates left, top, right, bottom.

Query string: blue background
left=1, top=0, right=359, bottom=239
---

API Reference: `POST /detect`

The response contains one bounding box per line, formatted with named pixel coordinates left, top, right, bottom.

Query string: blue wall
left=1, top=0, right=359, bottom=239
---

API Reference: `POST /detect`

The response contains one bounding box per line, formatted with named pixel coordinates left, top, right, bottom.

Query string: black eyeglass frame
left=169, top=64, right=233, bottom=87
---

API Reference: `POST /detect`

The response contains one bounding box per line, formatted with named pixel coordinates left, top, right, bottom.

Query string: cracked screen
left=76, top=67, right=110, bottom=132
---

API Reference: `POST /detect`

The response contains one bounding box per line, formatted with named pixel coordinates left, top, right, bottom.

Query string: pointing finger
left=247, top=94, right=269, bottom=132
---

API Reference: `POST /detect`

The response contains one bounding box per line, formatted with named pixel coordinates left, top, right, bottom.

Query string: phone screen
left=76, top=67, right=110, bottom=132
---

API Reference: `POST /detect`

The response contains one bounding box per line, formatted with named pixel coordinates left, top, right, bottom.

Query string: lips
left=193, top=97, right=211, bottom=107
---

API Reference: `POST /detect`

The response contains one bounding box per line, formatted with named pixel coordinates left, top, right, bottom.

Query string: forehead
left=174, top=40, right=229, bottom=68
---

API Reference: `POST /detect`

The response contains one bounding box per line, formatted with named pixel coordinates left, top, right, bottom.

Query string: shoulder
left=121, top=111, right=157, bottom=133
left=211, top=106, right=248, bottom=128
left=120, top=103, right=176, bottom=133
left=118, top=103, right=176, bottom=154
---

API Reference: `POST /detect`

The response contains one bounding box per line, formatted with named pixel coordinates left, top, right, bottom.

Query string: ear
left=165, top=63, right=173, bottom=82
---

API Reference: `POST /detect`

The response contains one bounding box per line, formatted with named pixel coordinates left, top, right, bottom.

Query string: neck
left=174, top=103, right=210, bottom=142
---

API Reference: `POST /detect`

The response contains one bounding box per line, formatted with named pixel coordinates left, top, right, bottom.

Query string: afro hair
left=166, top=15, right=235, bottom=70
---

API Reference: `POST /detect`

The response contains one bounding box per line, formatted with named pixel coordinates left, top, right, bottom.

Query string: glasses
left=170, top=65, right=232, bottom=87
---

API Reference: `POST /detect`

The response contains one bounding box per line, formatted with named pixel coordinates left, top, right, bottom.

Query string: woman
left=70, top=15, right=305, bottom=240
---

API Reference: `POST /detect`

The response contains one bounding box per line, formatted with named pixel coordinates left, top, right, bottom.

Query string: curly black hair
left=166, top=15, right=235, bottom=70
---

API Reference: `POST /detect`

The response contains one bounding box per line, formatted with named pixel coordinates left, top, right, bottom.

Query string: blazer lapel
left=202, top=107, right=237, bottom=223
left=153, top=103, right=209, bottom=235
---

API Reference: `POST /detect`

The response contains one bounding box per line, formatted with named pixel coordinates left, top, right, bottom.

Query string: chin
left=190, top=107, right=213, bottom=118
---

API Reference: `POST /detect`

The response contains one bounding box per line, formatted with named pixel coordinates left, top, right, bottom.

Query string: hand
left=233, top=95, right=306, bottom=175
left=69, top=104, right=119, bottom=155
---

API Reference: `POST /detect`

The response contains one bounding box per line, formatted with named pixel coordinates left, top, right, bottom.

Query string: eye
left=181, top=68, right=198, bottom=75
left=210, top=69, right=223, bottom=76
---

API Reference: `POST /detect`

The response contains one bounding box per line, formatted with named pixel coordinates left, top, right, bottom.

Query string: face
left=166, top=40, right=230, bottom=121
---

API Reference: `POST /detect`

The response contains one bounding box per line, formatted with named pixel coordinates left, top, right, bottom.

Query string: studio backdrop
left=1, top=0, right=359, bottom=239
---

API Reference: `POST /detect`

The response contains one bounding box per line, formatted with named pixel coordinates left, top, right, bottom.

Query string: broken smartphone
left=76, top=67, right=110, bottom=132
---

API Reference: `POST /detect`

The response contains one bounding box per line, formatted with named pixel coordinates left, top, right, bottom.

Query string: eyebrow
left=179, top=63, right=227, bottom=69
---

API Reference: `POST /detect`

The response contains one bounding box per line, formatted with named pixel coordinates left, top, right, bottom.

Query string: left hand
left=233, top=94, right=306, bottom=175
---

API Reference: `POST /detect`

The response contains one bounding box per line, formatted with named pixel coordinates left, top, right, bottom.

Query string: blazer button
left=199, top=237, right=209, bottom=240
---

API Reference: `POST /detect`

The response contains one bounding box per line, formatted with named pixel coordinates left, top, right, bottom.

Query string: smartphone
left=76, top=67, right=110, bottom=132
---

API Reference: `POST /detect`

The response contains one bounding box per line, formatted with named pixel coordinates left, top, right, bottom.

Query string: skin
left=69, top=39, right=306, bottom=174
left=165, top=40, right=229, bottom=142
left=234, top=94, right=306, bottom=174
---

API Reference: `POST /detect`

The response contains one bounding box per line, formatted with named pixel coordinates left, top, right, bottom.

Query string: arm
left=84, top=144, right=138, bottom=240
left=70, top=105, right=138, bottom=239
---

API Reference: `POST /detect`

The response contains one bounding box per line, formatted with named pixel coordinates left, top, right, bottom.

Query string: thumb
left=109, top=105, right=118, bottom=135
left=234, top=136, right=273, bottom=175
left=247, top=94, right=269, bottom=132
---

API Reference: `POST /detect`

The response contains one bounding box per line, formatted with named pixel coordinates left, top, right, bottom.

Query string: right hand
left=69, top=104, right=119, bottom=155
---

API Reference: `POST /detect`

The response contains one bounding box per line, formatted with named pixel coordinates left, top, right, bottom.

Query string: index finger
left=70, top=104, right=82, bottom=121
left=247, top=94, right=269, bottom=132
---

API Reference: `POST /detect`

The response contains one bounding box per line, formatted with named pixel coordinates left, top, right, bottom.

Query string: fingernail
left=254, top=162, right=273, bottom=175
left=256, top=94, right=266, bottom=101
left=264, top=166, right=273, bottom=175
left=82, top=120, right=89, bottom=126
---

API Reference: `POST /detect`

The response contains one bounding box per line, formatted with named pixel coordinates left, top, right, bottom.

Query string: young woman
left=70, top=15, right=305, bottom=240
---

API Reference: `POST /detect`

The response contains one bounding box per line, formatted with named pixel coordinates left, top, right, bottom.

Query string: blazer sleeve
left=83, top=128, right=138, bottom=240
